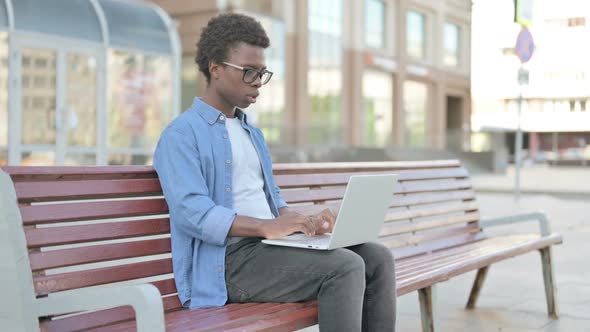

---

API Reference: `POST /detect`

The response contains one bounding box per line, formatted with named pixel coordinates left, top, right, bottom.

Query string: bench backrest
left=1, top=159, right=479, bottom=329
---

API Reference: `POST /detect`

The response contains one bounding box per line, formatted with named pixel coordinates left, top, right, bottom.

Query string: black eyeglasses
left=222, top=62, right=273, bottom=85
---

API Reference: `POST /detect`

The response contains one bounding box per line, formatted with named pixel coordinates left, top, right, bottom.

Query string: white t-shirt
left=225, top=117, right=274, bottom=245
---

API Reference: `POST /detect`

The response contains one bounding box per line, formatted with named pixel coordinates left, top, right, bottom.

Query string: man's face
left=214, top=42, right=266, bottom=109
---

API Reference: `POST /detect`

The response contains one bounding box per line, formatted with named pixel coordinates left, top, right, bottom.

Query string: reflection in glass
left=365, top=0, right=385, bottom=49
left=66, top=53, right=97, bottom=147
left=308, top=0, right=343, bottom=144
left=0, top=32, right=7, bottom=148
left=407, top=10, right=426, bottom=59
left=108, top=153, right=151, bottom=166
left=404, top=80, right=427, bottom=146
left=363, top=70, right=392, bottom=146
left=21, top=48, right=57, bottom=145
left=65, top=153, right=96, bottom=166
left=21, top=151, right=55, bottom=166
left=108, top=51, right=173, bottom=164
left=444, top=22, right=460, bottom=67
left=247, top=15, right=285, bottom=144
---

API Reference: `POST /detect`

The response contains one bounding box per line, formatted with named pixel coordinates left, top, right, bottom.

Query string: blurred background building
left=472, top=0, right=590, bottom=166
left=152, top=0, right=473, bottom=163
left=1, top=0, right=473, bottom=166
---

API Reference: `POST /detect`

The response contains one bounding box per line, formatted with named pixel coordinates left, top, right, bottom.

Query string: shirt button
left=223, top=134, right=228, bottom=139
left=219, top=115, right=225, bottom=121
left=226, top=160, right=231, bottom=165
left=218, top=266, right=223, bottom=272
left=226, top=187, right=231, bottom=192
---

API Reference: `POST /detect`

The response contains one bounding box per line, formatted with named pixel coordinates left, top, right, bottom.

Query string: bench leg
left=539, top=247, right=559, bottom=319
left=418, top=285, right=439, bottom=332
left=465, top=266, right=489, bottom=309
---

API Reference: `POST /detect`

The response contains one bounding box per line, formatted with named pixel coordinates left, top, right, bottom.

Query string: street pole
left=514, top=65, right=524, bottom=201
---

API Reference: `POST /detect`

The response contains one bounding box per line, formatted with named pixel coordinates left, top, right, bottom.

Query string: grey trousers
left=225, top=238, right=396, bottom=332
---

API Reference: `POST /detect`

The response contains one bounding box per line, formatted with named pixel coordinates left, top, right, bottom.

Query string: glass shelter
left=0, top=0, right=180, bottom=166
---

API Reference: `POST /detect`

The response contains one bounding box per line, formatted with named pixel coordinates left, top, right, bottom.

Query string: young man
left=154, top=13, right=396, bottom=331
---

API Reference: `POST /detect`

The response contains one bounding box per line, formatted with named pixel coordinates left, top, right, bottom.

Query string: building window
left=308, top=0, right=343, bottom=145
left=443, top=22, right=460, bottom=67
left=404, top=80, right=428, bottom=146
left=362, top=70, right=393, bottom=146
left=365, top=0, right=385, bottom=49
left=406, top=10, right=426, bottom=60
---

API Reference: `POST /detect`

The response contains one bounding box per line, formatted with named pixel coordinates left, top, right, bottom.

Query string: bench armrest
left=479, top=212, right=551, bottom=236
left=35, top=284, right=165, bottom=332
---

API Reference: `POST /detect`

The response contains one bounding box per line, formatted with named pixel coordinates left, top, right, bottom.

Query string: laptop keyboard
left=284, top=233, right=331, bottom=246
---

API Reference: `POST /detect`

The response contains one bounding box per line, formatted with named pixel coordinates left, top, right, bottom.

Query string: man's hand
left=311, top=208, right=336, bottom=235
left=263, top=211, right=320, bottom=239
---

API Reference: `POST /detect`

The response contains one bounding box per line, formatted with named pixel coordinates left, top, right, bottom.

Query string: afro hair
left=196, top=13, right=270, bottom=83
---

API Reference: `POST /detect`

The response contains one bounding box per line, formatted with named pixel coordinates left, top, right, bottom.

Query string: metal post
left=514, top=65, right=524, bottom=201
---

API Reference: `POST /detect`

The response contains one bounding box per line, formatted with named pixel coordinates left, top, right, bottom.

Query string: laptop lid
left=327, top=174, right=398, bottom=249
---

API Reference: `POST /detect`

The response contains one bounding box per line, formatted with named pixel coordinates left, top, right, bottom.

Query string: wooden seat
left=1, top=160, right=562, bottom=332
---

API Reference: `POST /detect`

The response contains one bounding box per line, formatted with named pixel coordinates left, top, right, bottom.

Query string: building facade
left=472, top=0, right=590, bottom=163
left=153, top=0, right=472, bottom=160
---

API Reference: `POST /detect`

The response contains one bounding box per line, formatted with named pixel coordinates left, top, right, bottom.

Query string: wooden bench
left=0, top=160, right=562, bottom=332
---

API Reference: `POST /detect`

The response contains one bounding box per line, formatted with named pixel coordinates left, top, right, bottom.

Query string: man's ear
left=209, top=61, right=221, bottom=80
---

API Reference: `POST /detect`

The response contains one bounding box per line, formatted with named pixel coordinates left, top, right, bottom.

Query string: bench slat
left=34, top=258, right=173, bottom=296
left=25, top=218, right=170, bottom=247
left=14, top=178, right=162, bottom=202
left=391, top=189, right=475, bottom=207
left=29, top=238, right=171, bottom=271
left=389, top=227, right=484, bottom=259
left=380, top=211, right=480, bottom=236
left=41, top=295, right=184, bottom=332
left=395, top=233, right=563, bottom=295
left=272, top=160, right=461, bottom=174
left=384, top=200, right=479, bottom=223
left=275, top=168, right=468, bottom=188
left=20, top=199, right=168, bottom=225
left=280, top=179, right=471, bottom=204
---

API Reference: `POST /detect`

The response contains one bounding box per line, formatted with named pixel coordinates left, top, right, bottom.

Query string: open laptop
left=262, top=174, right=398, bottom=250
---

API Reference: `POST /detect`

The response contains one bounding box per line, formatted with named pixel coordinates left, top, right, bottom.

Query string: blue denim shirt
left=153, top=98, right=288, bottom=309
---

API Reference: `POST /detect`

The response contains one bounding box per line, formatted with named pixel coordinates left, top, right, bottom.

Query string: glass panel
left=365, top=0, right=385, bottom=49
left=404, top=80, right=427, bottom=146
left=0, top=32, right=7, bottom=148
left=65, top=153, right=96, bottom=166
left=21, top=151, right=55, bottom=166
left=362, top=70, right=392, bottom=146
left=181, top=56, right=199, bottom=111
left=108, top=51, right=174, bottom=154
left=13, top=0, right=101, bottom=42
left=108, top=153, right=151, bottom=166
left=99, top=0, right=171, bottom=53
left=407, top=10, right=426, bottom=59
left=246, top=16, right=285, bottom=144
left=443, top=22, right=460, bottom=67
left=0, top=149, right=6, bottom=166
left=66, top=53, right=97, bottom=147
left=21, top=48, right=57, bottom=145
left=308, top=0, right=343, bottom=145
left=0, top=1, right=8, bottom=29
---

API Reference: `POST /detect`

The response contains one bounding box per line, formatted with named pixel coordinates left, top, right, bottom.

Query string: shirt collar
left=192, top=97, right=249, bottom=125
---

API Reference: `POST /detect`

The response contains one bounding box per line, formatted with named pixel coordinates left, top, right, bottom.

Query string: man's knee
left=362, top=242, right=395, bottom=273
left=330, top=249, right=366, bottom=280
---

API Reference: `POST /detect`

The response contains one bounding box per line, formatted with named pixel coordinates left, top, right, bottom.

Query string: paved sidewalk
left=396, top=192, right=590, bottom=331
left=471, top=165, right=590, bottom=198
